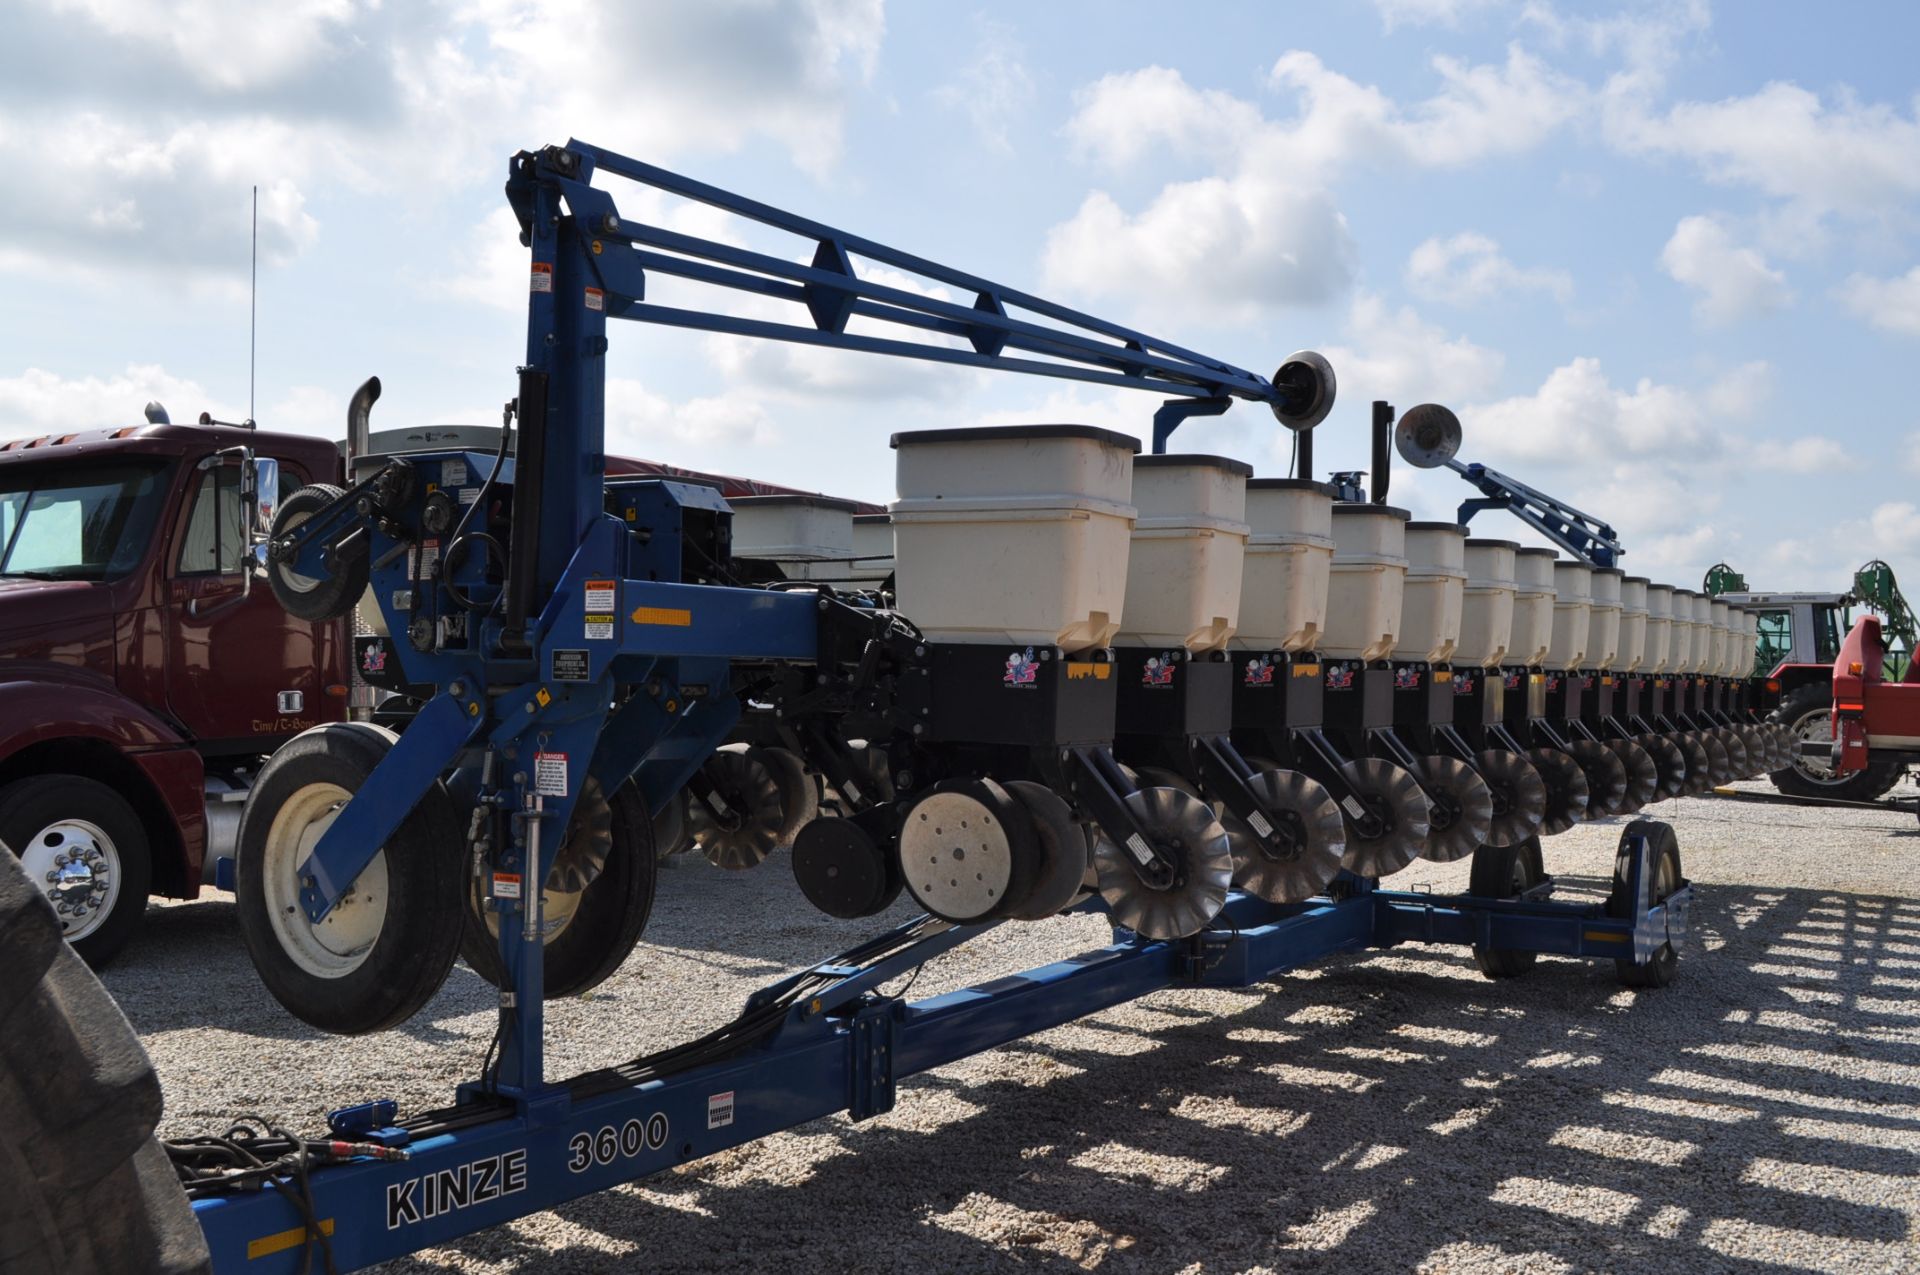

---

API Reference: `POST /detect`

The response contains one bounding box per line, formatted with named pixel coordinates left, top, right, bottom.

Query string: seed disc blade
left=1475, top=749, right=1546, bottom=847
left=1223, top=768, right=1346, bottom=903
left=1095, top=788, right=1233, bottom=939
left=1528, top=747, right=1591, bottom=836
left=1335, top=757, right=1431, bottom=878
left=1416, top=755, right=1495, bottom=863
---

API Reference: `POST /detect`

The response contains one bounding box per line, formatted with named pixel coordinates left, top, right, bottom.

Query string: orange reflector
left=324, top=684, right=349, bottom=698
left=1849, top=661, right=1864, bottom=675
left=1838, top=702, right=1865, bottom=712
left=248, top=1219, right=334, bottom=1259
left=1765, top=678, right=1781, bottom=693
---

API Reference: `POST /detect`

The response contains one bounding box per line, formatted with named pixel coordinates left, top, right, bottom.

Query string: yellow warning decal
left=535, top=687, right=552, bottom=708
left=631, top=606, right=692, bottom=627
left=1530, top=674, right=1545, bottom=685
left=249, top=1220, right=335, bottom=1260
left=1293, top=663, right=1320, bottom=677
left=1583, top=930, right=1628, bottom=944
left=1435, top=670, right=1452, bottom=683
left=1065, top=662, right=1110, bottom=681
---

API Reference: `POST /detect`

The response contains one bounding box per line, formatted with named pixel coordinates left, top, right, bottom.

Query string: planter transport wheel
left=236, top=722, right=466, bottom=1035
left=1414, top=754, right=1495, bottom=864
left=1527, top=748, right=1590, bottom=836
left=1474, top=749, right=1546, bottom=848
left=1335, top=758, right=1432, bottom=878
left=1569, top=739, right=1629, bottom=819
left=1467, top=836, right=1546, bottom=979
left=1221, top=767, right=1346, bottom=903
left=689, top=749, right=788, bottom=871
left=1094, top=787, right=1233, bottom=939
left=1607, top=819, right=1685, bottom=988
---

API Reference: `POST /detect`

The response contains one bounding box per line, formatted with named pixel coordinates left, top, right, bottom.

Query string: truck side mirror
left=249, top=456, right=279, bottom=542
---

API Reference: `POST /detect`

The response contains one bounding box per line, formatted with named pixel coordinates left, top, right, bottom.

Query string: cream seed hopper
left=1612, top=577, right=1690, bottom=804
left=1699, top=598, right=1753, bottom=776
left=1314, top=501, right=1439, bottom=879
left=1106, top=455, right=1348, bottom=906
left=1707, top=599, right=1767, bottom=777
left=1672, top=590, right=1734, bottom=784
left=882, top=424, right=1239, bottom=940
left=1378, top=519, right=1500, bottom=863
left=1643, top=588, right=1721, bottom=793
left=1224, top=479, right=1440, bottom=886
left=1447, top=537, right=1551, bottom=848
left=1569, top=567, right=1660, bottom=816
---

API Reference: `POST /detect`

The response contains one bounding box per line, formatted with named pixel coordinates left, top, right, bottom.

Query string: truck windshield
left=0, top=461, right=172, bottom=581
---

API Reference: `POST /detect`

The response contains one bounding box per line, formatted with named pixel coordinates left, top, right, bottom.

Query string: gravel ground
left=119, top=780, right=1920, bottom=1274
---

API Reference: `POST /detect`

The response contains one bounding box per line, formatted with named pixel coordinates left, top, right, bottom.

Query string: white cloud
left=1045, top=49, right=1582, bottom=318
left=605, top=378, right=777, bottom=464
left=1466, top=356, right=1762, bottom=465
left=1371, top=0, right=1501, bottom=31
left=1405, top=232, right=1572, bottom=305
left=1836, top=267, right=1920, bottom=337
left=0, top=364, right=239, bottom=438
left=1659, top=215, right=1792, bottom=326
left=1320, top=294, right=1505, bottom=406
left=931, top=19, right=1035, bottom=153
left=1749, top=436, right=1856, bottom=472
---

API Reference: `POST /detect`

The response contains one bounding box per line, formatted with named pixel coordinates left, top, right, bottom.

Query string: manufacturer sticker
left=707, top=1091, right=735, bottom=1130
left=1246, top=811, right=1274, bottom=838
left=584, top=613, right=615, bottom=641
left=551, top=649, right=591, bottom=682
left=534, top=752, right=568, bottom=797
left=566, top=1115, right=668, bottom=1174
left=1004, top=647, right=1038, bottom=687
left=459, top=486, right=478, bottom=504
left=414, top=539, right=440, bottom=581
left=1242, top=656, right=1274, bottom=687
left=1325, top=665, right=1355, bottom=691
left=530, top=262, right=553, bottom=293
left=443, top=458, right=467, bottom=487
left=1141, top=653, right=1176, bottom=687
left=491, top=872, right=522, bottom=900
left=385, top=1149, right=525, bottom=1229
left=1394, top=666, right=1422, bottom=690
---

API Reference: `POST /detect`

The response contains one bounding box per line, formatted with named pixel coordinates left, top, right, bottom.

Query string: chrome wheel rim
left=20, top=818, right=120, bottom=941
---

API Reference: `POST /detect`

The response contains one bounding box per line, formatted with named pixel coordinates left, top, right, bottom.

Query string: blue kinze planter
left=168, top=140, right=1693, bottom=1273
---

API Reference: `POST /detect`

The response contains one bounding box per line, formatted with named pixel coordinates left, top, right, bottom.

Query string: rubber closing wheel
left=899, top=778, right=1034, bottom=923
left=1607, top=738, right=1660, bottom=812
left=1335, top=758, right=1431, bottom=878
left=689, top=749, right=786, bottom=870
left=1636, top=733, right=1687, bottom=801
left=1094, top=787, right=1233, bottom=939
left=1607, top=819, right=1684, bottom=988
left=1467, top=837, right=1545, bottom=979
left=1222, top=768, right=1345, bottom=903
left=1569, top=739, right=1629, bottom=819
left=792, top=818, right=901, bottom=919
left=1415, top=755, right=1494, bottom=864
left=460, top=780, right=657, bottom=999
left=752, top=746, right=819, bottom=846
left=1527, top=748, right=1590, bottom=836
left=0, top=852, right=211, bottom=1273
left=1003, top=780, right=1092, bottom=921
left=1475, top=749, right=1546, bottom=848
left=236, top=723, right=465, bottom=1035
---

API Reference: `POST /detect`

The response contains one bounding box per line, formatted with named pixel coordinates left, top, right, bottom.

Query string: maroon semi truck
left=0, top=413, right=349, bottom=965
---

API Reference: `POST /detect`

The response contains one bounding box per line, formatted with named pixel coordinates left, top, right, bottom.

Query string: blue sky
left=3, top=0, right=1918, bottom=594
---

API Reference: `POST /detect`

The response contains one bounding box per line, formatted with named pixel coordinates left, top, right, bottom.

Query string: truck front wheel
left=0, top=776, right=152, bottom=969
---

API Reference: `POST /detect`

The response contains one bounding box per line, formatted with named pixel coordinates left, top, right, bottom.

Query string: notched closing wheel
left=264, top=483, right=368, bottom=623
left=1568, top=739, right=1629, bottom=820
left=753, top=746, right=820, bottom=847
left=1695, top=730, right=1733, bottom=787
left=1637, top=733, right=1687, bottom=802
left=1414, top=754, right=1494, bottom=864
left=1094, top=786, right=1233, bottom=940
left=460, top=778, right=658, bottom=999
left=688, top=748, right=787, bottom=871
left=1527, top=748, right=1590, bottom=836
left=1475, top=749, right=1546, bottom=848
left=1335, top=758, right=1431, bottom=878
left=1607, top=819, right=1684, bottom=989
left=1468, top=836, right=1546, bottom=980
left=1668, top=731, right=1712, bottom=796
left=236, top=722, right=465, bottom=1035
left=1221, top=768, right=1345, bottom=903
left=1608, top=738, right=1660, bottom=813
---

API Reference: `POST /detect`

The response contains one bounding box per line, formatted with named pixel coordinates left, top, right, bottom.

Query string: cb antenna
left=248, top=184, right=258, bottom=428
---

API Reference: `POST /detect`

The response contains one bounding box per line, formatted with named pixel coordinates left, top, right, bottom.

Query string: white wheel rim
left=261, top=781, right=389, bottom=977
left=274, top=506, right=324, bottom=594
left=19, top=818, right=121, bottom=941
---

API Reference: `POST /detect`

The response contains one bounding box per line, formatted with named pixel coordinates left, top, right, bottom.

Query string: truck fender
left=0, top=668, right=207, bottom=898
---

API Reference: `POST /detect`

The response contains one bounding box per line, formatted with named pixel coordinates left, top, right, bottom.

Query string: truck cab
left=0, top=418, right=348, bottom=965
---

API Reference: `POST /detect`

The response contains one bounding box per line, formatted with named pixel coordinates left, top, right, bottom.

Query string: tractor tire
left=0, top=850, right=210, bottom=1275
left=264, top=484, right=367, bottom=623
left=0, top=775, right=152, bottom=969
left=236, top=723, right=466, bottom=1034
left=1768, top=683, right=1904, bottom=801
left=461, top=781, right=658, bottom=999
